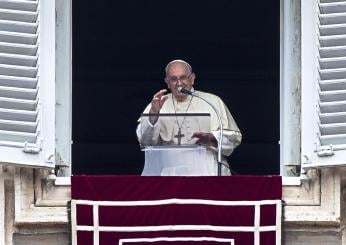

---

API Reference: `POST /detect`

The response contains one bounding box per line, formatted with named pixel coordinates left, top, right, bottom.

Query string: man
left=136, top=59, right=242, bottom=176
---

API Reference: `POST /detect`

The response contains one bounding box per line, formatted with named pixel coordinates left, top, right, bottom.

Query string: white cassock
left=136, top=89, right=242, bottom=176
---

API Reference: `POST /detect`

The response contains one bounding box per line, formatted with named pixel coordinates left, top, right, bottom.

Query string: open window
left=72, top=1, right=280, bottom=176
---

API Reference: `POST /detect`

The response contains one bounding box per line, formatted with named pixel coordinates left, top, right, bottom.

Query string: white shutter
left=0, top=0, right=56, bottom=168
left=302, top=0, right=346, bottom=168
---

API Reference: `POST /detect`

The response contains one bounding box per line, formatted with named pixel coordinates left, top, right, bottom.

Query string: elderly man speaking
left=137, top=59, right=242, bottom=176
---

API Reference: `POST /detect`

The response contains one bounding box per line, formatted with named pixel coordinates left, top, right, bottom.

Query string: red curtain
left=72, top=176, right=282, bottom=245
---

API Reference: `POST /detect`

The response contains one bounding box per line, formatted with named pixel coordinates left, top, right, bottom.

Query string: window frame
left=280, top=0, right=302, bottom=178
left=55, top=0, right=72, bottom=173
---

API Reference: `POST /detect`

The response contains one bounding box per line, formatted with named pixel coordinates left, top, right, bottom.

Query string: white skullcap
left=165, top=59, right=192, bottom=75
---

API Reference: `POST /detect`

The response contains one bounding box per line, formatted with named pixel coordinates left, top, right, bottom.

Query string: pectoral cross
left=174, top=128, right=184, bottom=145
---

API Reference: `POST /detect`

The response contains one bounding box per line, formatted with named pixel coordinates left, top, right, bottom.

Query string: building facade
left=1, top=0, right=346, bottom=244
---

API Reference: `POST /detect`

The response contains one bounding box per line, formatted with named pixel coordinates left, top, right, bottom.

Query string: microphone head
left=177, top=87, right=193, bottom=95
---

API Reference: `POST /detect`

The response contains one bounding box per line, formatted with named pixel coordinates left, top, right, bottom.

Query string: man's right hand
left=149, top=89, right=168, bottom=125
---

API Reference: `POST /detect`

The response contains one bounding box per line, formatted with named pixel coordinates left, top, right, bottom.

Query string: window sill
left=55, top=176, right=301, bottom=186
left=55, top=176, right=71, bottom=186
left=282, top=176, right=301, bottom=186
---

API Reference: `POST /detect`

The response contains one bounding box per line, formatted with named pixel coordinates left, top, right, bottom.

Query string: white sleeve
left=211, top=130, right=242, bottom=156
left=136, top=117, right=161, bottom=146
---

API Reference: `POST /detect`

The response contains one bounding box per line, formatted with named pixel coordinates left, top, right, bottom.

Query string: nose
left=176, top=79, right=184, bottom=86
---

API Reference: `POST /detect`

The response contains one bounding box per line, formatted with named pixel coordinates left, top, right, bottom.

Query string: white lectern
left=142, top=145, right=220, bottom=176
left=139, top=113, right=220, bottom=176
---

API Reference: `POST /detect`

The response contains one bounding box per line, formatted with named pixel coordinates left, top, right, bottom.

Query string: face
left=165, top=62, right=195, bottom=101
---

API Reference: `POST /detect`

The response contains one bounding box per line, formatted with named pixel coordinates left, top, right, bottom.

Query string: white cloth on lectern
left=136, top=90, right=242, bottom=176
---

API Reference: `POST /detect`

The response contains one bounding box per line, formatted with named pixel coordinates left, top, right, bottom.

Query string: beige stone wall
left=284, top=230, right=341, bottom=245
left=13, top=233, right=70, bottom=245
left=282, top=168, right=346, bottom=244
left=0, top=166, right=70, bottom=245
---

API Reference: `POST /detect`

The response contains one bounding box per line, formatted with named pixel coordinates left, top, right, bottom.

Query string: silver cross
left=174, top=128, right=184, bottom=145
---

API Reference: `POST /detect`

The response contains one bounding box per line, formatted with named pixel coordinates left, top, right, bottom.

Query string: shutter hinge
left=302, top=154, right=311, bottom=164
left=55, top=152, right=69, bottom=166
left=22, top=142, right=41, bottom=154
left=317, top=145, right=334, bottom=157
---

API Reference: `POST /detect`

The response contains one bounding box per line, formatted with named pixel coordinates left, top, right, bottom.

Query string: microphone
left=177, top=87, right=194, bottom=95
left=177, top=86, right=224, bottom=176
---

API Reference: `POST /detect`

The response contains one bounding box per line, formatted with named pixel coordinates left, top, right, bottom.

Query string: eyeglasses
left=166, top=74, right=191, bottom=84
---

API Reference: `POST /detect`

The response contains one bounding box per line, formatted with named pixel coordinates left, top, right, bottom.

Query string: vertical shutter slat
left=320, top=46, right=346, bottom=57
left=0, top=53, right=37, bottom=66
left=320, top=90, right=346, bottom=101
left=0, top=119, right=37, bottom=133
left=0, top=108, right=37, bottom=122
left=320, top=134, right=346, bottom=145
left=320, top=25, right=346, bottom=36
left=0, top=20, right=37, bottom=34
left=0, top=75, right=37, bottom=89
left=320, top=111, right=346, bottom=123
left=0, top=42, right=37, bottom=56
left=320, top=57, right=346, bottom=69
left=320, top=2, right=346, bottom=14
left=319, top=13, right=346, bottom=25
left=320, top=79, right=346, bottom=90
left=0, top=97, right=37, bottom=110
left=320, top=123, right=346, bottom=134
left=320, top=68, right=346, bottom=80
left=0, top=86, right=37, bottom=100
left=320, top=35, right=346, bottom=47
left=0, top=0, right=38, bottom=12
left=320, top=101, right=346, bottom=113
left=0, top=129, right=36, bottom=143
left=0, top=8, right=37, bottom=23
left=0, top=65, right=37, bottom=77
left=321, top=0, right=346, bottom=3
left=0, top=31, right=38, bottom=45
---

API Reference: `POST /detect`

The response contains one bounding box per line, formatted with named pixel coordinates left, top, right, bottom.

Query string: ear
left=190, top=73, right=196, bottom=85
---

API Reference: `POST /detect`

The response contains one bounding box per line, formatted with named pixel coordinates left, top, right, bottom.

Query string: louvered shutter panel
left=0, top=0, right=56, bottom=168
left=303, top=0, right=346, bottom=168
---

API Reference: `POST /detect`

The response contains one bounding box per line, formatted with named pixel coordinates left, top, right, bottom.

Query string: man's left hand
left=191, top=132, right=218, bottom=147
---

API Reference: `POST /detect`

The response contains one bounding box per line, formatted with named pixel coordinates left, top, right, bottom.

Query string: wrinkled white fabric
left=136, top=90, right=242, bottom=176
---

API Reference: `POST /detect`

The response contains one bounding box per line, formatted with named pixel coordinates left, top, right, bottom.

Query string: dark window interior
left=72, top=0, right=280, bottom=175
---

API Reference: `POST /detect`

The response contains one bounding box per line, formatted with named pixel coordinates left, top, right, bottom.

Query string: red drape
left=71, top=176, right=282, bottom=245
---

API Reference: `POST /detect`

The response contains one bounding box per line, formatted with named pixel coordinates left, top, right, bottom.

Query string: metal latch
left=317, top=145, right=334, bottom=157
left=23, top=142, right=41, bottom=154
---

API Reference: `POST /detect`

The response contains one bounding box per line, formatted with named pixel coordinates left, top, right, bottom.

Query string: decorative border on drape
left=71, top=198, right=281, bottom=245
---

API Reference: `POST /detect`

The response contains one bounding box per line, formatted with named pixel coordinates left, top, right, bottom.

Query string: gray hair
left=165, top=59, right=192, bottom=76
